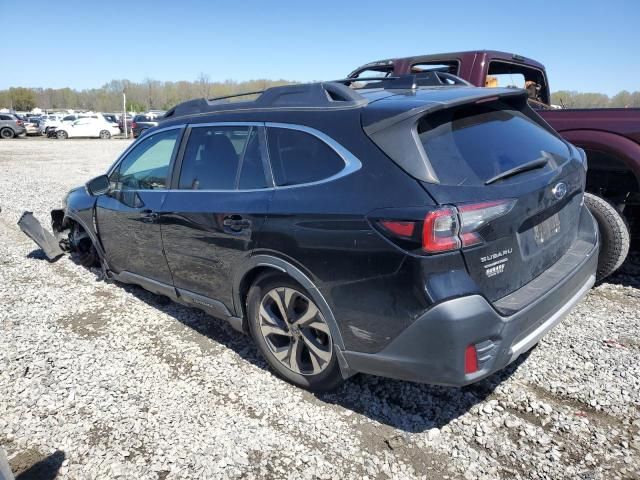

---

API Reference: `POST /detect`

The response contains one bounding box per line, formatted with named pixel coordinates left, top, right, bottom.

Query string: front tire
left=247, top=274, right=343, bottom=391
left=69, top=223, right=99, bottom=267
left=584, top=193, right=630, bottom=281
left=99, top=130, right=111, bottom=139
left=56, top=130, right=68, bottom=140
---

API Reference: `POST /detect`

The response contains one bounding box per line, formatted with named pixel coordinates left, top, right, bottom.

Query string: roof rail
left=164, top=82, right=368, bottom=120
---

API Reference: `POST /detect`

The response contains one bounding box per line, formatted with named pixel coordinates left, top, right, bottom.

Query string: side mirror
left=85, top=175, right=110, bottom=196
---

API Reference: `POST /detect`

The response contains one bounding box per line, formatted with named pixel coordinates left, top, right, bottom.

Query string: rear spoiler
left=363, top=88, right=528, bottom=135
left=362, top=88, right=529, bottom=184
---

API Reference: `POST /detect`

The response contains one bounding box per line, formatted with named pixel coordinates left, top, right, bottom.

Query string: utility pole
left=122, top=90, right=128, bottom=139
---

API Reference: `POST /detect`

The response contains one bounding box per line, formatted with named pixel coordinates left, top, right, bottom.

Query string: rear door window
left=238, top=128, right=267, bottom=189
left=418, top=103, right=570, bottom=186
left=266, top=127, right=344, bottom=186
left=178, top=125, right=260, bottom=190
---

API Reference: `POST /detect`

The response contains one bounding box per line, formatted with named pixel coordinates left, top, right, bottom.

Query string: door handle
left=223, top=215, right=251, bottom=230
left=140, top=210, right=159, bottom=223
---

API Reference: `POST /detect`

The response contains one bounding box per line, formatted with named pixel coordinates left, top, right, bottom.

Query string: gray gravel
left=1, top=138, right=639, bottom=480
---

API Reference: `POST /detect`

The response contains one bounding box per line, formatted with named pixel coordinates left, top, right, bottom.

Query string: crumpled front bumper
left=17, top=211, right=64, bottom=261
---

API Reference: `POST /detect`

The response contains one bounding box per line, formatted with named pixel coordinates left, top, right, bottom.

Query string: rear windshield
left=417, top=103, right=569, bottom=186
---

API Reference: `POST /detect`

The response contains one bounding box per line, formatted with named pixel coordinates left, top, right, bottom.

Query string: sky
left=2, top=0, right=639, bottom=95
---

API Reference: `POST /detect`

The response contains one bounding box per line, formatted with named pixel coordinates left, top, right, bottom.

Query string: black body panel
left=53, top=81, right=599, bottom=387
left=96, top=190, right=173, bottom=284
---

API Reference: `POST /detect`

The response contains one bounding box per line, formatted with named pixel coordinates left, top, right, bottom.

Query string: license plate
left=534, top=213, right=561, bottom=244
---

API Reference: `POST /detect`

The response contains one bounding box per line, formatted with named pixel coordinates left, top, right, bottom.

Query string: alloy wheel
left=258, top=287, right=332, bottom=376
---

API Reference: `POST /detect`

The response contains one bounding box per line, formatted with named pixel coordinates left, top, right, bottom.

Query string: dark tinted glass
left=179, top=126, right=250, bottom=190
left=418, top=103, right=569, bottom=186
left=267, top=128, right=344, bottom=186
left=238, top=129, right=267, bottom=189
left=0, top=115, right=11, bottom=120
left=110, top=129, right=179, bottom=190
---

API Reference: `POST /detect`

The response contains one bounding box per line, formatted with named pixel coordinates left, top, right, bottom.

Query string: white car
left=39, top=114, right=64, bottom=134
left=55, top=118, right=120, bottom=139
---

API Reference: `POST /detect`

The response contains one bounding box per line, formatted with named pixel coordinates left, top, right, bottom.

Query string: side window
left=111, top=129, right=179, bottom=190
left=410, top=62, right=459, bottom=75
left=179, top=125, right=254, bottom=190
left=487, top=61, right=549, bottom=104
left=266, top=127, right=345, bottom=186
left=353, top=68, right=393, bottom=79
left=238, top=128, right=267, bottom=189
left=0, top=115, right=10, bottom=120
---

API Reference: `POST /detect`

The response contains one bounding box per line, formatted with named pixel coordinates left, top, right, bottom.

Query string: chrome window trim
left=104, top=121, right=362, bottom=192
left=160, top=121, right=362, bottom=192
left=265, top=122, right=362, bottom=190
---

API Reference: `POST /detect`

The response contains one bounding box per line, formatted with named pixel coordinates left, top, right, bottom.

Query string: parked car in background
left=42, top=79, right=598, bottom=391
left=131, top=114, right=162, bottom=138
left=24, top=119, right=42, bottom=136
left=0, top=113, right=26, bottom=139
left=39, top=114, right=64, bottom=135
left=102, top=113, right=119, bottom=125
left=349, top=50, right=635, bottom=280
left=118, top=114, right=133, bottom=133
left=54, top=117, right=120, bottom=139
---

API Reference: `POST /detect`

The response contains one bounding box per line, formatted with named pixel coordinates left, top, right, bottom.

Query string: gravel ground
left=0, top=138, right=639, bottom=480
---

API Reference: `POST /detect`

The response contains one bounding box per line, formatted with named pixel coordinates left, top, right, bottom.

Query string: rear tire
left=99, top=130, right=111, bottom=139
left=0, top=128, right=14, bottom=139
left=56, top=130, right=68, bottom=140
left=247, top=274, right=344, bottom=391
left=584, top=192, right=630, bottom=281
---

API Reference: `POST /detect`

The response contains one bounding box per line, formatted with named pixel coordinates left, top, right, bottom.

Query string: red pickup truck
left=349, top=51, right=636, bottom=279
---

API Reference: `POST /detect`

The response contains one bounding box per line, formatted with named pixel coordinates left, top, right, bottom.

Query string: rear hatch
left=364, top=89, right=587, bottom=302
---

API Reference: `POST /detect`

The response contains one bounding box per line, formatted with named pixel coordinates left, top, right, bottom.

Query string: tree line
left=2, top=76, right=640, bottom=112
left=550, top=90, right=640, bottom=108
left=0, top=75, right=292, bottom=112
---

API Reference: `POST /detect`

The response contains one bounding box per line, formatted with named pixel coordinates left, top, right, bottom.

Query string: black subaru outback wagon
left=44, top=73, right=598, bottom=391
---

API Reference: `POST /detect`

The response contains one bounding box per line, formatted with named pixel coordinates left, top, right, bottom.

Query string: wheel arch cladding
left=233, top=255, right=346, bottom=351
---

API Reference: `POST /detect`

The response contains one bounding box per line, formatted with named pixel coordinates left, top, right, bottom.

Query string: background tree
left=6, top=77, right=635, bottom=112
left=8, top=87, right=37, bottom=111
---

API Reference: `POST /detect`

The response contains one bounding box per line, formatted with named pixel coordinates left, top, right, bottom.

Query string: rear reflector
left=464, top=345, right=478, bottom=374
left=380, top=220, right=415, bottom=238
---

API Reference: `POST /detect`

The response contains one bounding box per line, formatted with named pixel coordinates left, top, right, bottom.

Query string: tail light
left=422, top=207, right=460, bottom=252
left=16, top=120, right=24, bottom=126
left=374, top=199, right=515, bottom=254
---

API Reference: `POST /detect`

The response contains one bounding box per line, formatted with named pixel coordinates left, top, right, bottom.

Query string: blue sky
left=2, top=0, right=639, bottom=95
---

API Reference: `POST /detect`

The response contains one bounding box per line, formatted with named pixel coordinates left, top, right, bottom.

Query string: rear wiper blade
left=485, top=157, right=549, bottom=185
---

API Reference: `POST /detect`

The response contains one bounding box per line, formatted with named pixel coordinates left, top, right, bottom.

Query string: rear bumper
left=342, top=229, right=598, bottom=386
